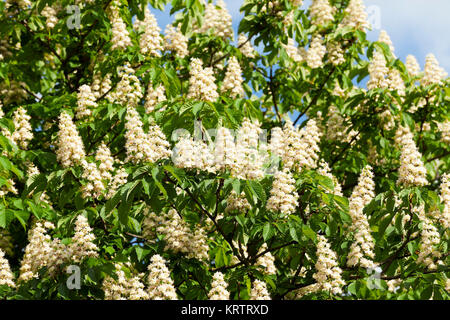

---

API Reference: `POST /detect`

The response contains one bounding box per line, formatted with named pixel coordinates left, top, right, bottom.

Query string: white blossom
left=208, top=272, right=229, bottom=300
left=307, top=36, right=326, bottom=69
left=250, top=279, right=271, bottom=300
left=76, top=84, right=97, bottom=119
left=108, top=0, right=132, bottom=50
left=266, top=168, right=299, bottom=216
left=147, top=254, right=178, bottom=300
left=313, top=235, right=345, bottom=295
left=347, top=166, right=377, bottom=269
left=55, top=112, right=86, bottom=168
left=137, top=8, right=163, bottom=56
left=187, top=58, right=219, bottom=102
left=221, top=56, right=244, bottom=98
left=0, top=249, right=15, bottom=287
left=164, top=25, right=188, bottom=58
left=395, top=126, right=428, bottom=187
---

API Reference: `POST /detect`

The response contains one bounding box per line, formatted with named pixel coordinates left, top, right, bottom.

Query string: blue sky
left=152, top=0, right=450, bottom=73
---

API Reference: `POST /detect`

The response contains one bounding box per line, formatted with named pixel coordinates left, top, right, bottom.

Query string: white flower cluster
left=230, top=242, right=276, bottom=275
left=173, top=135, right=215, bottom=173
left=91, top=72, right=112, bottom=99
left=19, top=221, right=58, bottom=282
left=421, top=53, right=448, bottom=87
left=107, top=64, right=143, bottom=107
left=41, top=5, right=58, bottom=29
left=95, top=142, right=114, bottom=181
left=0, top=39, right=12, bottom=61
left=405, top=55, right=421, bottom=77
left=325, top=105, right=358, bottom=144
left=213, top=127, right=237, bottom=172
left=225, top=190, right=251, bottom=214
left=80, top=161, right=105, bottom=199
left=266, top=168, right=299, bottom=216
left=10, top=106, right=33, bottom=149
left=137, top=8, right=163, bottom=56
left=387, top=69, right=406, bottom=96
left=187, top=58, right=219, bottom=102
left=147, top=254, right=178, bottom=300
left=378, top=30, right=395, bottom=57
left=208, top=272, right=230, bottom=300
left=238, top=34, right=256, bottom=59
left=250, top=279, right=271, bottom=300
left=103, top=263, right=148, bottom=300
left=221, top=56, right=245, bottom=98
left=347, top=165, right=377, bottom=269
left=294, top=283, right=321, bottom=299
left=0, top=249, right=15, bottom=287
left=108, top=0, right=132, bottom=50
left=143, top=209, right=209, bottom=261
left=438, top=173, right=450, bottom=229
left=339, top=0, right=370, bottom=31
left=199, top=0, right=234, bottom=39
left=5, top=0, right=31, bottom=10
left=306, top=36, right=326, bottom=69
left=124, top=107, right=171, bottom=164
left=414, top=205, right=442, bottom=270
left=76, top=84, right=97, bottom=119
left=106, top=167, right=128, bottom=200
left=438, top=120, right=450, bottom=144
left=282, top=10, right=294, bottom=28
left=70, top=215, right=99, bottom=263
left=313, top=235, right=345, bottom=295
left=317, top=160, right=343, bottom=197
left=386, top=278, right=402, bottom=293
left=0, top=80, right=28, bottom=105
left=395, top=126, right=428, bottom=187
left=367, top=50, right=389, bottom=90
left=270, top=119, right=322, bottom=171
left=256, top=243, right=277, bottom=275
left=55, top=112, right=86, bottom=168
left=0, top=179, right=18, bottom=197
left=174, top=125, right=250, bottom=176
left=327, top=42, right=345, bottom=66
left=144, top=82, right=166, bottom=113
left=283, top=38, right=306, bottom=63
left=164, top=25, right=188, bottom=58
left=309, top=0, right=334, bottom=26
left=232, top=118, right=266, bottom=180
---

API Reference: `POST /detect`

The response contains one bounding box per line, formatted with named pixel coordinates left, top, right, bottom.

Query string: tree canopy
left=0, top=0, right=449, bottom=300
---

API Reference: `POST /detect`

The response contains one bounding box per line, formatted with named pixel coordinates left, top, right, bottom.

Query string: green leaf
left=302, top=225, right=316, bottom=242
left=263, top=222, right=273, bottom=242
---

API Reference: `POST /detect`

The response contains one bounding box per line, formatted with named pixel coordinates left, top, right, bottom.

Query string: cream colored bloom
left=347, top=166, right=377, bottom=269
left=221, top=56, right=244, bottom=98
left=266, top=168, right=299, bottom=216
left=55, top=112, right=86, bottom=168
left=137, top=8, right=163, bottom=56
left=208, top=272, right=229, bottom=300
left=164, top=25, right=188, bottom=58
left=395, top=126, right=428, bottom=187
left=147, top=254, right=178, bottom=300
left=250, top=280, right=271, bottom=300
left=307, top=36, right=326, bottom=69
left=0, top=249, right=15, bottom=287
left=187, top=58, right=218, bottom=102
left=108, top=0, right=132, bottom=50
left=313, top=235, right=345, bottom=295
